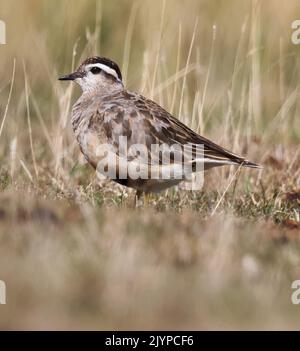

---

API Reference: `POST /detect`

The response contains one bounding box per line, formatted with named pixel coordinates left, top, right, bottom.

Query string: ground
left=0, top=161, right=299, bottom=330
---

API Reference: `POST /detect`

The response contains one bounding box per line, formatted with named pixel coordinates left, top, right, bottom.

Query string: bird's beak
left=58, top=71, right=83, bottom=81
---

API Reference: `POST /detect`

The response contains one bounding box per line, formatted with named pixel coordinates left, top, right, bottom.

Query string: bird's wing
left=88, top=90, right=260, bottom=171
left=127, top=92, right=260, bottom=170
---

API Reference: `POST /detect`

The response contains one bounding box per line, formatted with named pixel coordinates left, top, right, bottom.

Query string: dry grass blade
left=211, top=164, right=243, bottom=216
left=150, top=0, right=166, bottom=99
left=122, top=2, right=139, bottom=85
left=178, top=18, right=198, bottom=120
left=0, top=59, right=16, bottom=139
left=23, top=60, right=39, bottom=179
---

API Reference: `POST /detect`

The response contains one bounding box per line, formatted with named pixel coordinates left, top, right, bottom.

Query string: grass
left=0, top=0, right=300, bottom=330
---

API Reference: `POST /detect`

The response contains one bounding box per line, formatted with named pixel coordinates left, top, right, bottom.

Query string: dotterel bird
left=59, top=56, right=260, bottom=200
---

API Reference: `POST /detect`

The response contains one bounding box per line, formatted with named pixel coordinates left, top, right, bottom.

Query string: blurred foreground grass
left=0, top=190, right=300, bottom=330
left=0, top=0, right=300, bottom=330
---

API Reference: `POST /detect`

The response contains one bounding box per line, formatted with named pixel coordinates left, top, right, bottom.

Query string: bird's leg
left=135, top=191, right=152, bottom=207
left=144, top=192, right=151, bottom=207
left=135, top=190, right=143, bottom=208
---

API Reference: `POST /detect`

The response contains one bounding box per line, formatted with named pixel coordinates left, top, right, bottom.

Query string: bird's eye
left=90, top=67, right=101, bottom=75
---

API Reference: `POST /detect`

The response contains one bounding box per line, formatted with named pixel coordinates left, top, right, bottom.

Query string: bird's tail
left=240, top=159, right=262, bottom=169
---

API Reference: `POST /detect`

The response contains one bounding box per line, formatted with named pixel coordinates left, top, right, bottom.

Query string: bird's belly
left=77, top=130, right=187, bottom=193
left=77, top=129, right=108, bottom=168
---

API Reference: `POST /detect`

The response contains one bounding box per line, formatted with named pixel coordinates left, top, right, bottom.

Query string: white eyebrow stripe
left=86, top=63, right=119, bottom=80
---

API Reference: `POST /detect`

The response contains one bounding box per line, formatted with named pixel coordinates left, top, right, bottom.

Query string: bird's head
left=59, top=56, right=123, bottom=92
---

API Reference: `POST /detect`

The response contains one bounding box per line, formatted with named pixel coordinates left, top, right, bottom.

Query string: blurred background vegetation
left=1, top=0, right=300, bottom=172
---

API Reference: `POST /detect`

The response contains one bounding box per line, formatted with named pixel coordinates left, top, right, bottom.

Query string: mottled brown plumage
left=59, top=56, right=261, bottom=195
